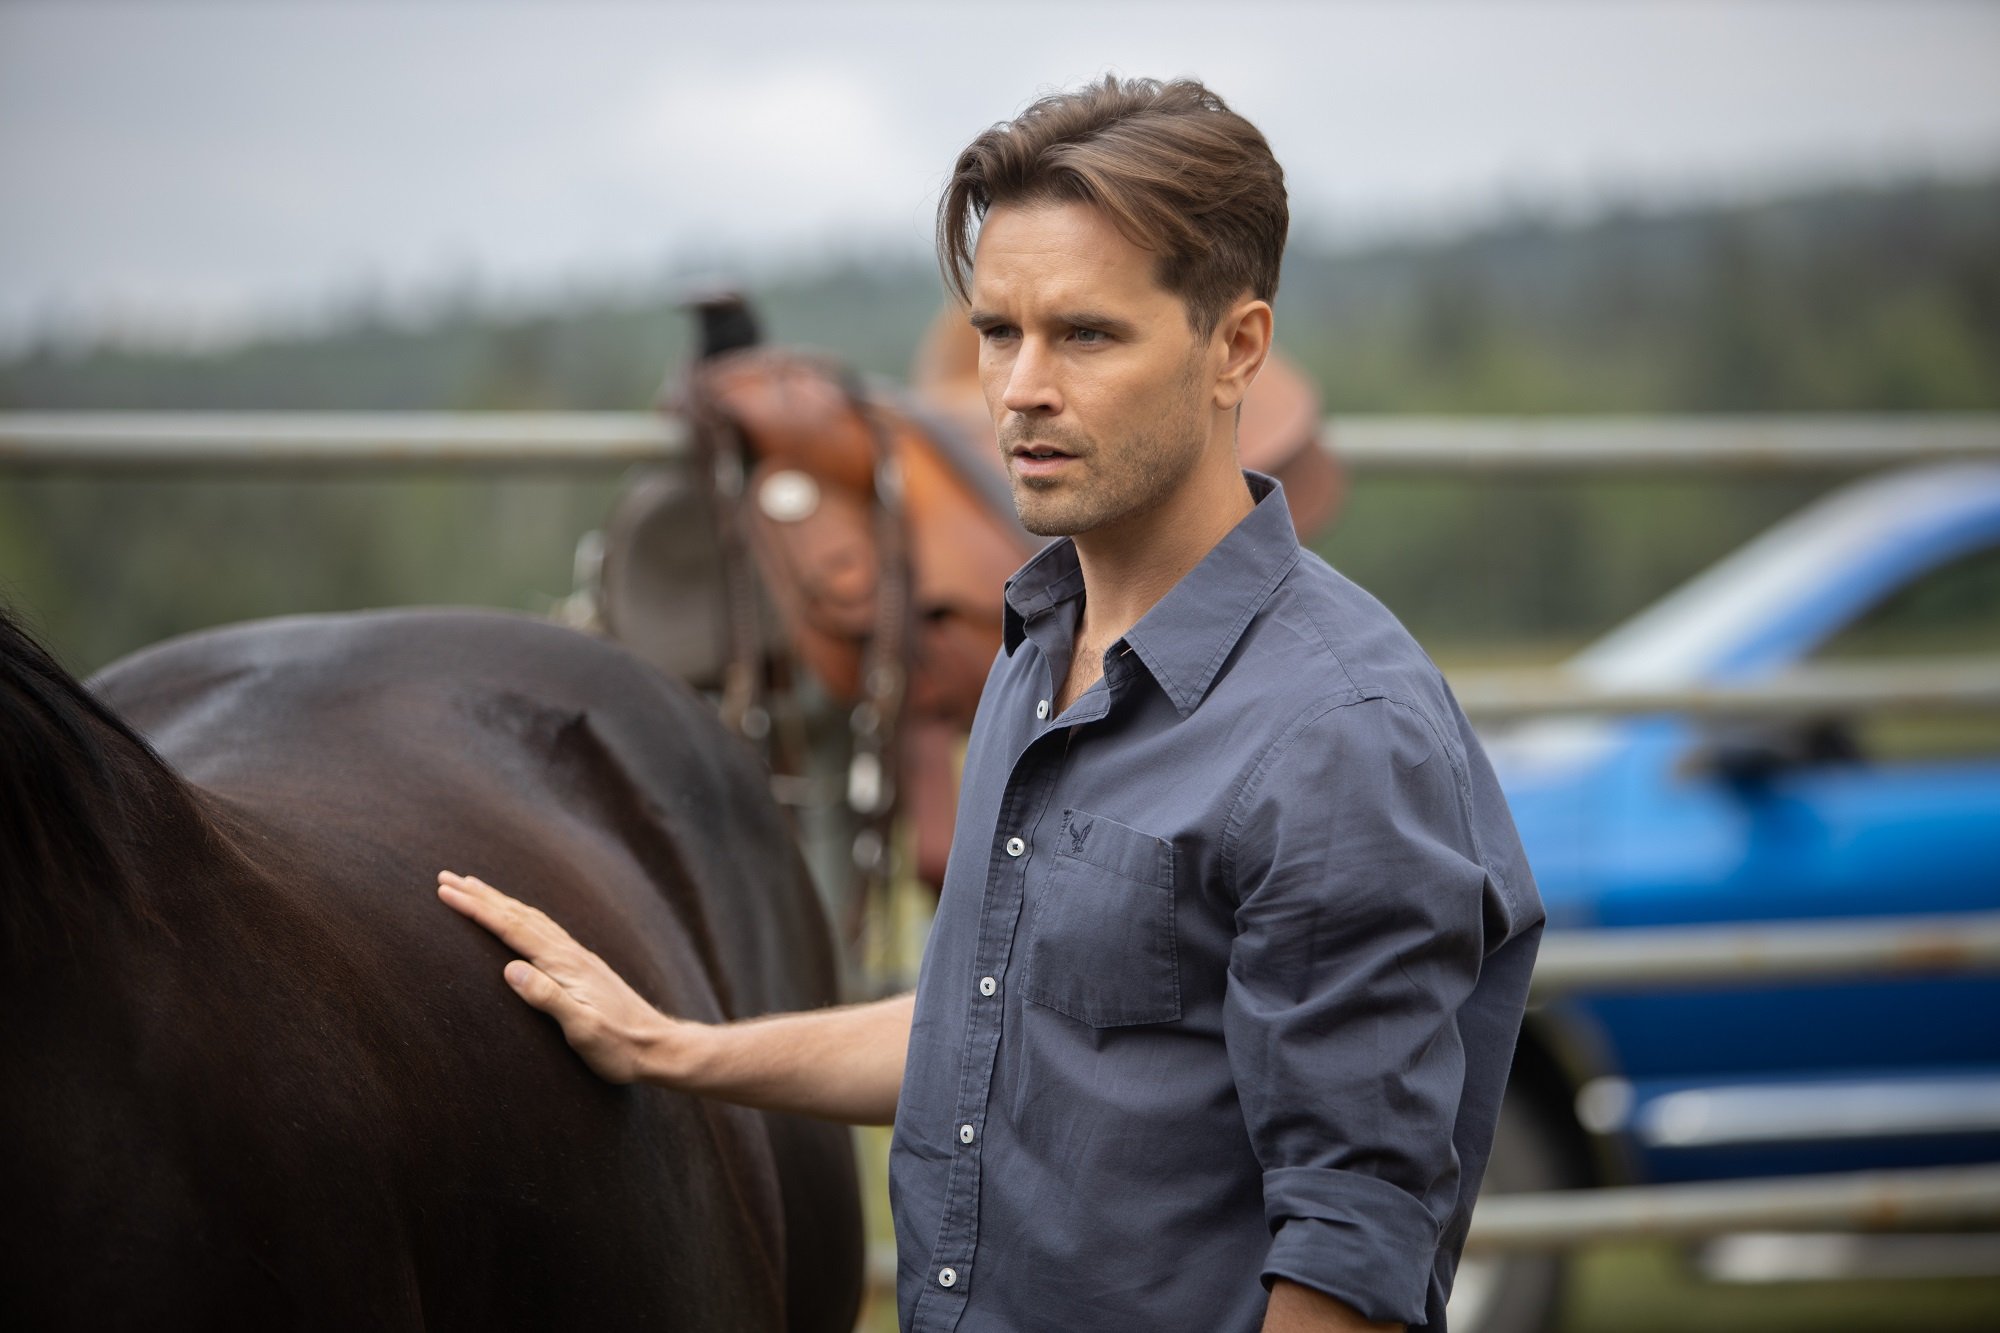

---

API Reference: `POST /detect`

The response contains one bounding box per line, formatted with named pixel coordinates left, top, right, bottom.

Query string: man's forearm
left=656, top=992, right=913, bottom=1125
left=1263, top=1280, right=1402, bottom=1333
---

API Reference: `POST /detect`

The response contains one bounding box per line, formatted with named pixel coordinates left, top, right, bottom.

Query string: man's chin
left=1020, top=515, right=1082, bottom=538
left=1012, top=490, right=1089, bottom=538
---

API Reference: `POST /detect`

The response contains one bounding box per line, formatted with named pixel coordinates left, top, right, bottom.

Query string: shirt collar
left=1003, top=471, right=1302, bottom=717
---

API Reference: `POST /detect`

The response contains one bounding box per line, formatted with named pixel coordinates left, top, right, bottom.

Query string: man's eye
left=980, top=324, right=1018, bottom=342
left=1071, top=327, right=1107, bottom=345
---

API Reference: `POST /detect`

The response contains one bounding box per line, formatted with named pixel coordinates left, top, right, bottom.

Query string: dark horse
left=0, top=606, right=862, bottom=1331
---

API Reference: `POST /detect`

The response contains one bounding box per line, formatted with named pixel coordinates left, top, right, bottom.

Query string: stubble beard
left=1006, top=360, right=1211, bottom=539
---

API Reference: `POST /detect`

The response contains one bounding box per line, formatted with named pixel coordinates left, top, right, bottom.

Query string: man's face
left=968, top=201, right=1216, bottom=539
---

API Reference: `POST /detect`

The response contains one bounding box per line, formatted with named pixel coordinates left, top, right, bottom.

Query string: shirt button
left=1035, top=698, right=1050, bottom=719
left=1005, top=836, right=1026, bottom=858
left=938, top=1266, right=958, bottom=1289
left=978, top=975, right=997, bottom=997
left=959, top=1123, right=975, bottom=1144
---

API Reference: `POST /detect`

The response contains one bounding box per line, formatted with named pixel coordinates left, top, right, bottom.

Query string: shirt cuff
left=1260, top=1165, right=1442, bottom=1325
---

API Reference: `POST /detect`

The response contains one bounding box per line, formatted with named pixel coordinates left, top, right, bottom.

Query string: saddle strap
left=682, top=374, right=768, bottom=741
left=684, top=350, right=918, bottom=943
left=833, top=367, right=912, bottom=937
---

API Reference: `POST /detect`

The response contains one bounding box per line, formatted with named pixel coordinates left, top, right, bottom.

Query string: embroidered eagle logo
left=1066, top=816, right=1094, bottom=855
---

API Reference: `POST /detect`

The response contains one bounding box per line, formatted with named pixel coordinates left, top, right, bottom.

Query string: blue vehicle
left=1454, top=463, right=2000, bottom=1333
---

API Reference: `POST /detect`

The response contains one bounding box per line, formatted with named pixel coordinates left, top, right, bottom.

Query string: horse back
left=27, top=609, right=862, bottom=1332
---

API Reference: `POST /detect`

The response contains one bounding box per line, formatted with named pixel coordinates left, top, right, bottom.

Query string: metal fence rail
left=1454, top=657, right=2000, bottom=723
left=1529, top=911, right=2000, bottom=999
left=1465, top=1163, right=2000, bottom=1253
left=0, top=411, right=686, bottom=470
left=5, top=411, right=2000, bottom=472
left=1331, top=414, right=2000, bottom=472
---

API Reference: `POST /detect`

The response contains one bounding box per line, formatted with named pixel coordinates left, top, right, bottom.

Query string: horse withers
left=0, top=606, right=862, bottom=1331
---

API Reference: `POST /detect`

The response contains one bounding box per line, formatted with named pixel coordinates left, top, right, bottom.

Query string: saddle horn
left=685, top=286, right=762, bottom=360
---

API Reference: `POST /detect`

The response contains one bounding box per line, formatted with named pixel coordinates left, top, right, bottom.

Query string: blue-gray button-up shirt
left=890, top=472, right=1544, bottom=1332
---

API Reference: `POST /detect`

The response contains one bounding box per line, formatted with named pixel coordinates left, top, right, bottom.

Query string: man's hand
left=437, top=870, right=691, bottom=1084
left=437, top=869, right=912, bottom=1124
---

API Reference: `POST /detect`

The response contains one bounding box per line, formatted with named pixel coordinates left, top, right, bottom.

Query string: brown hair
left=938, top=75, right=1288, bottom=335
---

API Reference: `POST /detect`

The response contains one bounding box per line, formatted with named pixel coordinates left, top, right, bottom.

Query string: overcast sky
left=3, top=1, right=1998, bottom=348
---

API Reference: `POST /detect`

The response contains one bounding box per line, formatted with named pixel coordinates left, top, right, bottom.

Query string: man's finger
left=502, top=959, right=568, bottom=1014
left=439, top=870, right=533, bottom=914
left=437, top=881, right=525, bottom=939
left=439, top=889, right=556, bottom=955
left=438, top=869, right=513, bottom=906
left=452, top=875, right=564, bottom=937
left=437, top=875, right=578, bottom=957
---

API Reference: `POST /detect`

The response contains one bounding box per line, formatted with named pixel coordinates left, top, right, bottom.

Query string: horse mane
left=0, top=606, right=196, bottom=957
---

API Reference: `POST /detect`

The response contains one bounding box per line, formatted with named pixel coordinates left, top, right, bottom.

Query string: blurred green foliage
left=1309, top=473, right=1835, bottom=662
left=0, top=473, right=621, bottom=672
left=3, top=177, right=1996, bottom=674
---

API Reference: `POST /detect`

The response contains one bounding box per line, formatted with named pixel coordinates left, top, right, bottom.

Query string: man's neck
left=1070, top=451, right=1255, bottom=654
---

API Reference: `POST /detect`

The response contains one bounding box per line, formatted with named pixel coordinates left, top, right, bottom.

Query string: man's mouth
left=1011, top=443, right=1074, bottom=462
left=1001, top=425, right=1086, bottom=482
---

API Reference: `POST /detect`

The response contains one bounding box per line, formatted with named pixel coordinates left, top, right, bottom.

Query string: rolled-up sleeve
left=1221, top=694, right=1510, bottom=1326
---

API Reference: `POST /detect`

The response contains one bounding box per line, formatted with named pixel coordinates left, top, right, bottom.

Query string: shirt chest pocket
left=1022, top=809, right=1181, bottom=1027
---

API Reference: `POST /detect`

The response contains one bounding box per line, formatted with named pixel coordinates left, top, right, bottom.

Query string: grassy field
left=1562, top=1243, right=2000, bottom=1332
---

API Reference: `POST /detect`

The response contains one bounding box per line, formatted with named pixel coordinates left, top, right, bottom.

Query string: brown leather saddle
left=598, top=295, right=1342, bottom=918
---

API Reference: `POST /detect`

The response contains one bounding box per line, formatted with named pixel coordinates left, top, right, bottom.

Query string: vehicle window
left=1812, top=541, right=2000, bottom=662
left=1808, top=541, right=2000, bottom=760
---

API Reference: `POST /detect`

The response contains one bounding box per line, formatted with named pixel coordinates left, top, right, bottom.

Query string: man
left=440, top=76, right=1542, bottom=1332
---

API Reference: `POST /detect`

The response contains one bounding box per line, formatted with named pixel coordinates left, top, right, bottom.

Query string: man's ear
left=1211, top=297, right=1273, bottom=412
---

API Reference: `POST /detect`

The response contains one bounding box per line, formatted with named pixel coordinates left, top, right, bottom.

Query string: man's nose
left=1000, top=337, right=1062, bottom=416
